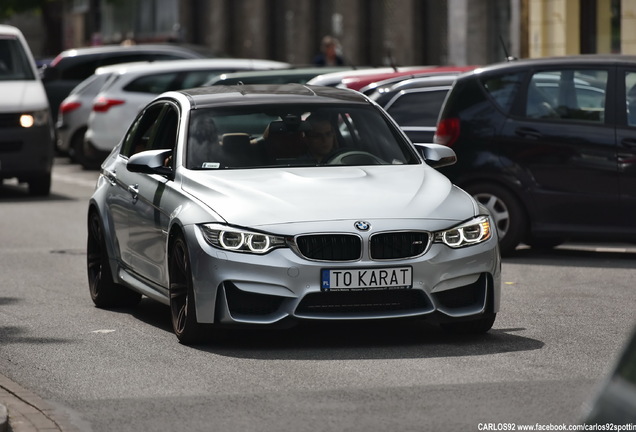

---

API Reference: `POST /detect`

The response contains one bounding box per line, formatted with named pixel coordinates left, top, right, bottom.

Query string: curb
left=0, top=403, right=7, bottom=432
left=0, top=373, right=80, bottom=432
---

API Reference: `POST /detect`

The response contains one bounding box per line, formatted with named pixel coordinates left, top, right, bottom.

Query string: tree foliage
left=0, top=0, right=46, bottom=21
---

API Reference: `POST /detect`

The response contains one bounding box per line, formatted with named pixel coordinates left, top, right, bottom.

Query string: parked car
left=306, top=67, right=412, bottom=87
left=55, top=66, right=115, bottom=164
left=340, top=65, right=477, bottom=94
left=369, top=73, right=459, bottom=143
left=82, top=58, right=290, bottom=168
left=0, top=25, right=55, bottom=195
left=87, top=84, right=501, bottom=344
left=41, top=44, right=208, bottom=121
left=434, top=55, right=636, bottom=255
left=204, top=66, right=353, bottom=86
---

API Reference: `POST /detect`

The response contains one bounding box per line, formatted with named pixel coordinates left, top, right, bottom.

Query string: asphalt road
left=1, top=158, right=635, bottom=432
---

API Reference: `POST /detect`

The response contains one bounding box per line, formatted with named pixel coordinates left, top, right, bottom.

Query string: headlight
left=20, top=110, right=50, bottom=128
left=199, top=223, right=286, bottom=254
left=433, top=216, right=492, bottom=248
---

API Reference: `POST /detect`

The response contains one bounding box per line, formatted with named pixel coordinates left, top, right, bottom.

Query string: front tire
left=169, top=235, right=206, bottom=345
left=87, top=211, right=142, bottom=308
left=464, top=182, right=526, bottom=256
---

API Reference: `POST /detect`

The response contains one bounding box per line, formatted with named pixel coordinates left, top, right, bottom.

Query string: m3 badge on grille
left=354, top=221, right=371, bottom=231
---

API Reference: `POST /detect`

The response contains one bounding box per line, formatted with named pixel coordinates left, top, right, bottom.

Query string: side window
left=150, top=107, right=179, bottom=151
left=124, top=72, right=179, bottom=93
left=120, top=104, right=164, bottom=157
left=386, top=89, right=449, bottom=127
left=481, top=72, right=524, bottom=113
left=61, top=58, right=101, bottom=80
left=526, top=69, right=608, bottom=122
left=180, top=70, right=223, bottom=89
left=625, top=71, right=636, bottom=127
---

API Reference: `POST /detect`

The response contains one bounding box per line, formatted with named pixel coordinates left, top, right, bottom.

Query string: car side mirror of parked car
left=414, top=143, right=457, bottom=168
left=127, top=149, right=174, bottom=177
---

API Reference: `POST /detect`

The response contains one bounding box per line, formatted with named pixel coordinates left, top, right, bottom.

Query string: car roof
left=0, top=24, right=24, bottom=36
left=343, top=65, right=478, bottom=91
left=173, top=84, right=371, bottom=108
left=94, top=58, right=292, bottom=77
left=468, top=54, right=636, bottom=77
left=306, top=67, right=419, bottom=87
left=370, top=73, right=458, bottom=105
left=54, top=43, right=204, bottom=58
left=206, top=66, right=355, bottom=85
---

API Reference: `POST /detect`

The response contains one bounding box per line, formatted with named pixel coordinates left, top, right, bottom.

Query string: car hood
left=0, top=81, right=48, bottom=112
left=181, top=165, right=477, bottom=228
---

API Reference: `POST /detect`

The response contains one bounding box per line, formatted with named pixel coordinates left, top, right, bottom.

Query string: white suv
left=0, top=25, right=55, bottom=195
left=82, top=58, right=290, bottom=169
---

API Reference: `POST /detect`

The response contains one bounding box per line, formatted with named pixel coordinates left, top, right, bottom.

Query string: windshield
left=186, top=104, right=418, bottom=169
left=0, top=36, right=35, bottom=81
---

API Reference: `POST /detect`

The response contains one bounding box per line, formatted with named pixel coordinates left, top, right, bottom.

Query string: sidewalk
left=0, top=373, right=80, bottom=432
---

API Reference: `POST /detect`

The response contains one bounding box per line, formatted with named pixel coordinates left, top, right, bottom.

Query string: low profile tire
left=169, top=235, right=206, bottom=345
left=28, top=174, right=51, bottom=196
left=464, top=183, right=526, bottom=256
left=70, top=127, right=88, bottom=165
left=440, top=312, right=497, bottom=334
left=87, top=211, right=142, bottom=308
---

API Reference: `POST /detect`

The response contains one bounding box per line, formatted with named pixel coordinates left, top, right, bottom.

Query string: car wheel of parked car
left=70, top=127, right=88, bottom=165
left=440, top=312, right=497, bottom=334
left=87, top=211, right=142, bottom=308
left=27, top=174, right=51, bottom=196
left=169, top=234, right=206, bottom=345
left=464, top=183, right=526, bottom=256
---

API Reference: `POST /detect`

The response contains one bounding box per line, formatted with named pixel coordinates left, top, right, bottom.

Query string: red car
left=341, top=65, right=478, bottom=94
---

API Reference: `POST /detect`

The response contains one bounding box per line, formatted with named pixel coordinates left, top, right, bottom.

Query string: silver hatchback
left=87, top=84, right=501, bottom=344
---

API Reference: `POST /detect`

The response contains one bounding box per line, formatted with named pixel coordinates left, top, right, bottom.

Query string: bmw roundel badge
left=354, top=221, right=371, bottom=231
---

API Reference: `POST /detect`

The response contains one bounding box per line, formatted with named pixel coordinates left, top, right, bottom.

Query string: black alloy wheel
left=169, top=235, right=206, bottom=344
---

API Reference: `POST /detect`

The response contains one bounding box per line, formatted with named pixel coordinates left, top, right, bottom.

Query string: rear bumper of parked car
left=183, top=224, right=502, bottom=326
left=0, top=123, right=54, bottom=180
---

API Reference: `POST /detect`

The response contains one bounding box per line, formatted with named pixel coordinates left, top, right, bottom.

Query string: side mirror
left=414, top=143, right=457, bottom=168
left=127, top=149, right=173, bottom=176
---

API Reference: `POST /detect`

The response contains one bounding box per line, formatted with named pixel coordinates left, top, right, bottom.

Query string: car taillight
left=92, top=97, right=125, bottom=113
left=434, top=117, right=460, bottom=147
left=59, top=101, right=81, bottom=115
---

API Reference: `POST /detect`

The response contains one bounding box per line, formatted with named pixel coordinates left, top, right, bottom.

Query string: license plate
left=321, top=267, right=412, bottom=291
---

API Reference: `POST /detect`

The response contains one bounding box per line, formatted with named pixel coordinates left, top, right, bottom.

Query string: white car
left=55, top=66, right=116, bottom=165
left=82, top=58, right=290, bottom=168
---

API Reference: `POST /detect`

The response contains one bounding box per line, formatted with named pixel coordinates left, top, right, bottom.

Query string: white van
left=0, top=25, right=54, bottom=195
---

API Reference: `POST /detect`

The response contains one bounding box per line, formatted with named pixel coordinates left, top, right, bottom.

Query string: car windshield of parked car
left=0, top=37, right=36, bottom=81
left=185, top=104, right=419, bottom=169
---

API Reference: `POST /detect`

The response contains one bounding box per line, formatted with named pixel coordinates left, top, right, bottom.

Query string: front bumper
left=184, top=224, right=501, bottom=326
left=0, top=122, right=54, bottom=181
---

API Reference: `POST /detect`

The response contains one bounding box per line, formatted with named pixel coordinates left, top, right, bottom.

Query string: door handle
left=104, top=170, right=117, bottom=186
left=515, top=127, right=543, bottom=140
left=127, top=184, right=139, bottom=202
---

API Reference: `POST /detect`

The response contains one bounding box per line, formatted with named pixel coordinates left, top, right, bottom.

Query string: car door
left=616, top=67, right=636, bottom=230
left=124, top=103, right=179, bottom=287
left=497, top=66, right=620, bottom=233
left=105, top=101, right=176, bottom=287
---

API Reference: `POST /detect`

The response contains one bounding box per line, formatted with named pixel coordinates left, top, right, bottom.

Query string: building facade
left=8, top=0, right=636, bottom=65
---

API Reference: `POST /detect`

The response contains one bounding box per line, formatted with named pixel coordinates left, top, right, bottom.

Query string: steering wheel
left=325, top=149, right=384, bottom=165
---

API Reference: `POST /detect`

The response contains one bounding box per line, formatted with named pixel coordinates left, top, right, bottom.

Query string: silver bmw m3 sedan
left=87, top=84, right=501, bottom=344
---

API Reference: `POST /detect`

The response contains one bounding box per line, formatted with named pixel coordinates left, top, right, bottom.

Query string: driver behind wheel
left=302, top=114, right=339, bottom=163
